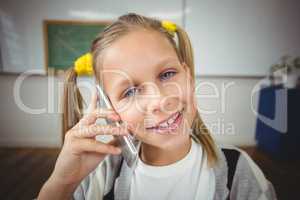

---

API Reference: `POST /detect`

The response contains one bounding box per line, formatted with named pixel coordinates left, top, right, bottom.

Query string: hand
left=49, top=88, right=129, bottom=186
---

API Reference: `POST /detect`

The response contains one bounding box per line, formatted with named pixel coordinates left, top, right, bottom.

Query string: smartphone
left=95, top=85, right=138, bottom=168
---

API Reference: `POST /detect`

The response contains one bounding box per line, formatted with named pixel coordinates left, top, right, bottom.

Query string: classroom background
left=0, top=0, right=299, bottom=199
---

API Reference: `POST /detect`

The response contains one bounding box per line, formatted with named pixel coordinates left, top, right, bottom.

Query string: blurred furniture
left=255, top=85, right=300, bottom=160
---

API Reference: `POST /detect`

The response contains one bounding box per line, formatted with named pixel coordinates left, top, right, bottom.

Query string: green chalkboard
left=44, top=20, right=110, bottom=70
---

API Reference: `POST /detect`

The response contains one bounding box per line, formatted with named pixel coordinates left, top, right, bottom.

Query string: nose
left=145, top=84, right=173, bottom=115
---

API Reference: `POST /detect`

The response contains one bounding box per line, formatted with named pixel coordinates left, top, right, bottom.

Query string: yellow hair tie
left=74, top=52, right=93, bottom=76
left=161, top=20, right=177, bottom=36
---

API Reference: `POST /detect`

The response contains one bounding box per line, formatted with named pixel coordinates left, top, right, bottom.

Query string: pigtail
left=192, top=111, right=218, bottom=166
left=175, top=26, right=195, bottom=75
left=62, top=67, right=84, bottom=142
left=175, top=25, right=218, bottom=166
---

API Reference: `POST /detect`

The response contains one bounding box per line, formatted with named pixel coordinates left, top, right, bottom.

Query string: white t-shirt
left=129, top=138, right=215, bottom=200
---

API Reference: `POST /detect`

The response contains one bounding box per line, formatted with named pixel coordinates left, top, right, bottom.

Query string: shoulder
left=214, top=145, right=277, bottom=200
left=72, top=154, right=123, bottom=200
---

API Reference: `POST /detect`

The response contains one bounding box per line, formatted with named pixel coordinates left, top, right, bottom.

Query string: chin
left=138, top=128, right=190, bottom=150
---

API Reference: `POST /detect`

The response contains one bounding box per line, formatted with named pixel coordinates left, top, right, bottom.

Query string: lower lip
left=147, top=111, right=183, bottom=134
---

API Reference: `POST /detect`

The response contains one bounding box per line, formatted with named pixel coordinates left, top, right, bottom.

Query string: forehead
left=99, top=30, right=179, bottom=88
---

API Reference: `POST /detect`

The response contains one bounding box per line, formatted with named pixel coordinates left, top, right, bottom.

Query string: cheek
left=168, top=74, right=195, bottom=108
left=175, top=73, right=197, bottom=122
left=115, top=100, right=145, bottom=129
left=118, top=105, right=151, bottom=141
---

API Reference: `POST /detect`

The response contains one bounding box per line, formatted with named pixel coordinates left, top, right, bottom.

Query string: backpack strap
left=221, top=148, right=240, bottom=200
left=103, top=157, right=124, bottom=200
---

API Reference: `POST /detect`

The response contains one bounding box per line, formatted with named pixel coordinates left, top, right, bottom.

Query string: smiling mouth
left=145, top=108, right=184, bottom=131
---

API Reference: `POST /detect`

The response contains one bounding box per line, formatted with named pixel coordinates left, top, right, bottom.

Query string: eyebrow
left=113, top=79, right=131, bottom=91
left=155, top=57, right=180, bottom=69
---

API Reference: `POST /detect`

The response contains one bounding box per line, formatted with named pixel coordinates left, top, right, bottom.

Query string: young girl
left=38, top=13, right=277, bottom=200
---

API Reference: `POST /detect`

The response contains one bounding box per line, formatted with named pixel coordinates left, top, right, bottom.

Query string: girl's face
left=99, top=30, right=197, bottom=149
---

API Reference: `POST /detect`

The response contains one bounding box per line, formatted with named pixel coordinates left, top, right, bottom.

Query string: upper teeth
left=157, top=112, right=179, bottom=128
left=158, top=122, right=169, bottom=128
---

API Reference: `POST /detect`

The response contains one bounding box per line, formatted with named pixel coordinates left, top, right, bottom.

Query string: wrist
left=38, top=175, right=78, bottom=200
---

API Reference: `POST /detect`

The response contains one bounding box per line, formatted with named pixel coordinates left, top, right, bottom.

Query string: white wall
left=0, top=0, right=183, bottom=73
left=186, top=0, right=300, bottom=76
left=0, top=74, right=62, bottom=147
left=2, top=0, right=300, bottom=76
left=196, top=77, right=260, bottom=145
left=0, top=74, right=260, bottom=147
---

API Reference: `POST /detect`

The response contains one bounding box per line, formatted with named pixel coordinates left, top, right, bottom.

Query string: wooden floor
left=0, top=147, right=299, bottom=200
left=240, top=147, right=300, bottom=200
left=0, top=148, right=60, bottom=200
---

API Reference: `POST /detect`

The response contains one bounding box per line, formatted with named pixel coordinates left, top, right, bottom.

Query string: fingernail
left=111, top=114, right=120, bottom=120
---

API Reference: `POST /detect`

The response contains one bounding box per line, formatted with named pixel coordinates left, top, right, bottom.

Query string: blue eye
left=123, top=87, right=139, bottom=98
left=160, top=70, right=177, bottom=81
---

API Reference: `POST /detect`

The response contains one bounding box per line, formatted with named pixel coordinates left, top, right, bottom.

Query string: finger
left=126, top=122, right=136, bottom=137
left=75, top=108, right=121, bottom=128
left=72, top=124, right=130, bottom=138
left=73, top=138, right=122, bottom=155
left=107, top=137, right=120, bottom=147
left=93, top=108, right=119, bottom=119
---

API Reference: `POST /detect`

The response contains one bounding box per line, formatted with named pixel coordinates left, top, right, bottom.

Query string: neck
left=140, top=137, right=192, bottom=166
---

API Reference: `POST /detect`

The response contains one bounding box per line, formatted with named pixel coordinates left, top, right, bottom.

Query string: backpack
left=104, top=148, right=240, bottom=200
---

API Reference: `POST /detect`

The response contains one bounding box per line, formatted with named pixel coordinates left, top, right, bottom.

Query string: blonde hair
left=63, top=13, right=218, bottom=165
